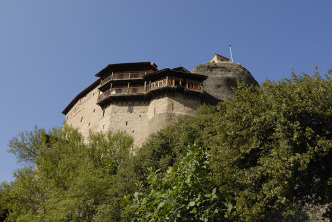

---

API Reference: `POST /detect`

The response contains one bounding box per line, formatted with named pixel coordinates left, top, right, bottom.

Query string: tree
left=1, top=125, right=133, bottom=221
left=125, top=145, right=232, bottom=221
left=125, top=68, right=332, bottom=221
left=209, top=69, right=332, bottom=220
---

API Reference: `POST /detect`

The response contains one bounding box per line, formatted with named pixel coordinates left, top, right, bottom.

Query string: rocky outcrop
left=192, top=61, right=259, bottom=104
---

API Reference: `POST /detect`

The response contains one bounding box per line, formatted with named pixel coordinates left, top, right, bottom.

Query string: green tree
left=126, top=145, right=232, bottom=221
left=1, top=125, right=133, bottom=221
left=210, top=69, right=332, bottom=220
left=133, top=104, right=217, bottom=175
left=126, top=68, right=332, bottom=221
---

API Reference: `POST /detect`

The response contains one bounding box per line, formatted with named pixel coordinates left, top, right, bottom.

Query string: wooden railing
left=100, top=72, right=145, bottom=86
left=98, top=79, right=203, bottom=104
left=97, top=87, right=145, bottom=103
left=147, top=78, right=203, bottom=92
left=109, top=87, right=145, bottom=95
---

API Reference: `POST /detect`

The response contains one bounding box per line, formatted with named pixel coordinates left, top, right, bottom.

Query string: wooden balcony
left=147, top=78, right=203, bottom=92
left=97, top=86, right=146, bottom=104
left=97, top=78, right=203, bottom=105
left=100, top=72, right=146, bottom=87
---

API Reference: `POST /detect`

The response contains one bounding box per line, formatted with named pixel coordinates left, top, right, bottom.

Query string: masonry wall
left=65, top=89, right=202, bottom=149
left=65, top=87, right=103, bottom=139
left=147, top=93, right=201, bottom=135
left=102, top=100, right=150, bottom=149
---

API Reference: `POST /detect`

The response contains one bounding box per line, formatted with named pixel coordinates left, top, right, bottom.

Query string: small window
left=118, top=73, right=124, bottom=79
left=128, top=104, right=133, bottom=113
left=115, top=88, right=122, bottom=94
left=130, top=73, right=139, bottom=78
left=80, top=117, right=83, bottom=122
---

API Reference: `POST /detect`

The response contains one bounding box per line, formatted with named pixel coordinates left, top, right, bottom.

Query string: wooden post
left=144, top=81, right=147, bottom=92
left=127, top=82, right=130, bottom=94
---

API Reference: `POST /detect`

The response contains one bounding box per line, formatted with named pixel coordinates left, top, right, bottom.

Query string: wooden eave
left=143, top=68, right=208, bottom=81
left=95, top=62, right=158, bottom=77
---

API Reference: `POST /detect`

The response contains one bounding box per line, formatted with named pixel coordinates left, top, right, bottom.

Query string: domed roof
left=191, top=54, right=258, bottom=104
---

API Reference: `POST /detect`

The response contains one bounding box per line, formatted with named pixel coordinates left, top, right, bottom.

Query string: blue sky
left=1, top=0, right=331, bottom=183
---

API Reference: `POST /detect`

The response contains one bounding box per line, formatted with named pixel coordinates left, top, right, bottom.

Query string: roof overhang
left=143, top=68, right=208, bottom=81
left=95, top=62, right=158, bottom=77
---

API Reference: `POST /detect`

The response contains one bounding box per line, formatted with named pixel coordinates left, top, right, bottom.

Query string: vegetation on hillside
left=1, top=68, right=331, bottom=221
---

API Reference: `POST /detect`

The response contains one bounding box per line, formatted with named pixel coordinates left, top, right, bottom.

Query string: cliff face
left=192, top=62, right=259, bottom=104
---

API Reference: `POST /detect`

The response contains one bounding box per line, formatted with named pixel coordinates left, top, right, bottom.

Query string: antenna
left=229, top=44, right=234, bottom=62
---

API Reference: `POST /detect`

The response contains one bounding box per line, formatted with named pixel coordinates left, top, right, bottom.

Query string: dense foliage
left=1, top=69, right=331, bottom=221
left=1, top=125, right=134, bottom=221
left=209, top=71, right=332, bottom=220
left=126, top=145, right=232, bottom=221
left=130, top=69, right=332, bottom=221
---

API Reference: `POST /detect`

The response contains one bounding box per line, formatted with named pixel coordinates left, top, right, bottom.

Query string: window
left=130, top=73, right=139, bottom=78
left=115, top=88, right=122, bottom=94
left=117, top=73, right=124, bottom=79
left=128, top=104, right=133, bottom=113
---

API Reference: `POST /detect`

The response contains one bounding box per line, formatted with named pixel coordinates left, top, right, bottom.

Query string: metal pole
left=229, top=44, right=234, bottom=62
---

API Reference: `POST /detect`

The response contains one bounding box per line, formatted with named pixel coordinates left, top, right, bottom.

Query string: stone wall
left=65, top=87, right=103, bottom=139
left=65, top=89, right=202, bottom=149
left=103, top=100, right=149, bottom=149
left=147, top=93, right=201, bottom=135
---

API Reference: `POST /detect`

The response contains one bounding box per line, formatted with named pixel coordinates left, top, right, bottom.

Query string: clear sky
left=1, top=0, right=331, bottom=183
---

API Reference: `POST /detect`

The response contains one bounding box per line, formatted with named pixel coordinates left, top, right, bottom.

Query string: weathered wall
left=102, top=100, right=150, bottom=149
left=65, top=89, right=202, bottom=149
left=147, top=93, right=201, bottom=135
left=65, top=87, right=103, bottom=139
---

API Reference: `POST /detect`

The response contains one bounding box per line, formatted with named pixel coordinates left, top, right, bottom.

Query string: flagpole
left=229, top=44, right=234, bottom=62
